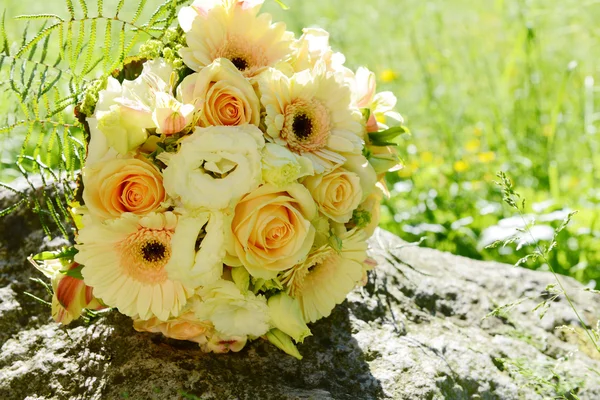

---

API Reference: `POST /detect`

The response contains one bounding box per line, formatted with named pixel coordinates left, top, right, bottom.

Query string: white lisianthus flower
left=159, top=124, right=265, bottom=210
left=259, top=66, right=364, bottom=173
left=195, top=280, right=270, bottom=337
left=267, top=292, right=311, bottom=343
left=178, top=58, right=261, bottom=127
left=75, top=212, right=191, bottom=321
left=261, top=143, right=314, bottom=186
left=178, top=0, right=294, bottom=77
left=281, top=229, right=368, bottom=323
left=165, top=210, right=226, bottom=289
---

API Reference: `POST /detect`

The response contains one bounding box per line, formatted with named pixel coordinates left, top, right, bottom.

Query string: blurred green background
left=1, top=0, right=599, bottom=288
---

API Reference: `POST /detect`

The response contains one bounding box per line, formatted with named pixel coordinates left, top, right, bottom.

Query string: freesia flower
left=178, top=0, right=293, bottom=77
left=75, top=212, right=191, bottom=321
left=159, top=124, right=264, bottom=210
left=94, top=59, right=194, bottom=154
left=351, top=66, right=403, bottom=133
left=153, top=92, right=195, bottom=135
left=259, top=66, right=364, bottom=173
left=31, top=259, right=104, bottom=324
left=228, top=183, right=317, bottom=279
left=178, top=58, right=260, bottom=127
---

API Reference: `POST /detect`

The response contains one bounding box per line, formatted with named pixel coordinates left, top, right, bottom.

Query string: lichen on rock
left=0, top=181, right=599, bottom=399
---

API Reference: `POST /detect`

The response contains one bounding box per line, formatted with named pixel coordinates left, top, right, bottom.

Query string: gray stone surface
left=0, top=180, right=599, bottom=399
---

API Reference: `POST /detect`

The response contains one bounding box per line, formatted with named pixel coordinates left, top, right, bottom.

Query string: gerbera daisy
left=259, top=66, right=365, bottom=173
left=75, top=212, right=190, bottom=321
left=281, top=229, right=368, bottom=323
left=178, top=0, right=293, bottom=77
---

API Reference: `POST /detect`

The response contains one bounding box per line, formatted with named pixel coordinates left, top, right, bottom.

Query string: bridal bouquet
left=29, top=0, right=405, bottom=358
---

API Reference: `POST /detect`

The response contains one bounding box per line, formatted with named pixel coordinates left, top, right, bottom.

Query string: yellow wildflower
left=453, top=160, right=469, bottom=173
left=379, top=69, right=397, bottom=83
left=477, top=152, right=496, bottom=163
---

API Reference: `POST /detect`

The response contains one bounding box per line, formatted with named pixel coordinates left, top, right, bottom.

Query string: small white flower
left=159, top=124, right=265, bottom=210
left=195, top=280, right=270, bottom=337
left=165, top=210, right=226, bottom=289
left=261, top=143, right=314, bottom=186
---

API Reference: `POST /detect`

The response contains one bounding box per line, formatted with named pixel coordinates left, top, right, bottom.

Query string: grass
left=1, top=0, right=600, bottom=287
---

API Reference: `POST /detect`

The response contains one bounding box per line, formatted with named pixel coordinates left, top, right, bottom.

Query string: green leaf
left=32, top=246, right=78, bottom=261
left=368, top=126, right=409, bottom=146
left=232, top=267, right=250, bottom=293
left=266, top=329, right=302, bottom=359
left=62, top=263, right=84, bottom=280
left=273, top=0, right=290, bottom=10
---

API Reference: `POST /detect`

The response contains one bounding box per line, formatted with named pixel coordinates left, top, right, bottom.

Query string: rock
left=0, top=181, right=599, bottom=400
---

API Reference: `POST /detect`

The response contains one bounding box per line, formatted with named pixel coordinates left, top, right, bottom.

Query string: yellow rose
left=133, top=312, right=211, bottom=343
left=302, top=167, right=362, bottom=223
left=82, top=157, right=166, bottom=220
left=178, top=58, right=260, bottom=127
left=229, top=183, right=317, bottom=279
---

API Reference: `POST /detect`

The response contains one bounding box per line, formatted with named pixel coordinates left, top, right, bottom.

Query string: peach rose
left=229, top=183, right=317, bottom=279
left=178, top=58, right=260, bottom=127
left=133, top=312, right=211, bottom=343
left=302, top=167, right=362, bottom=223
left=83, top=157, right=166, bottom=220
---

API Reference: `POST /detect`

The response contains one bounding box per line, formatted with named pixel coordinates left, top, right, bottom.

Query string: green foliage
left=0, top=0, right=186, bottom=238
left=496, top=356, right=584, bottom=399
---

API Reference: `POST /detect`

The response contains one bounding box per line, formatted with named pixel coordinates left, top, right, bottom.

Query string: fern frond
left=1, top=0, right=185, bottom=237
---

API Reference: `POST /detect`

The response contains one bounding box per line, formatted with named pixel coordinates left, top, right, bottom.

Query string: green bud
left=139, top=39, right=164, bottom=60
left=266, top=329, right=302, bottom=360
left=79, top=77, right=108, bottom=117
left=268, top=293, right=312, bottom=343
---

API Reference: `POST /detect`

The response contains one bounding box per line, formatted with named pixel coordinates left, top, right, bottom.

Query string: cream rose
left=159, top=125, right=264, bottom=210
left=178, top=58, right=260, bottom=127
left=229, top=183, right=317, bottom=279
left=82, top=157, right=166, bottom=220
left=302, top=167, right=362, bottom=223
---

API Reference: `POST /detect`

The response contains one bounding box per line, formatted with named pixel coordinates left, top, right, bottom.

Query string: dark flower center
left=231, top=57, right=249, bottom=71
left=292, top=113, right=313, bottom=140
left=141, top=240, right=166, bottom=263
